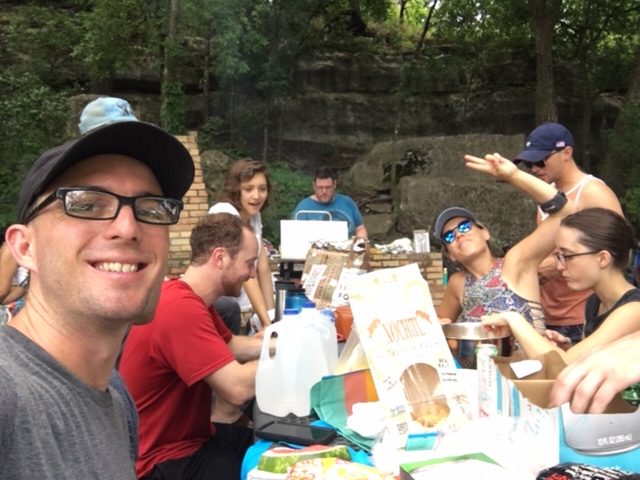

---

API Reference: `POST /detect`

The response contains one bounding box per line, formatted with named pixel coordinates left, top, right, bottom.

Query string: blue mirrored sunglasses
left=442, top=219, right=473, bottom=245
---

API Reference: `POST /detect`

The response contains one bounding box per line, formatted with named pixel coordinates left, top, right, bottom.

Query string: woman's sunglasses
left=441, top=219, right=473, bottom=245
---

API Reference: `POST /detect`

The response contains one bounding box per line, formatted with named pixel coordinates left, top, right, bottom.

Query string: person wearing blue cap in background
left=0, top=96, right=194, bottom=479
left=514, top=122, right=622, bottom=346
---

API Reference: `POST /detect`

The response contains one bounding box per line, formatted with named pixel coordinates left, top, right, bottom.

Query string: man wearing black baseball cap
left=0, top=100, right=194, bottom=479
left=515, top=122, right=622, bottom=345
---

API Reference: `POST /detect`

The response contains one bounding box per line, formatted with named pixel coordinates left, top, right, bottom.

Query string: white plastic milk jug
left=255, top=309, right=334, bottom=417
left=299, top=301, right=338, bottom=374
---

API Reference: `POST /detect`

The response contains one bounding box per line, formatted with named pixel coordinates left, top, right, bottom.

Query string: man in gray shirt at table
left=0, top=102, right=194, bottom=479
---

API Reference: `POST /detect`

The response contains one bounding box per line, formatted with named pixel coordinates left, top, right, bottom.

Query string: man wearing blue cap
left=0, top=96, right=194, bottom=479
left=514, top=122, right=622, bottom=344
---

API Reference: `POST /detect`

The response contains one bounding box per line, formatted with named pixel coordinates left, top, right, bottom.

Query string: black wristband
left=539, top=191, right=567, bottom=214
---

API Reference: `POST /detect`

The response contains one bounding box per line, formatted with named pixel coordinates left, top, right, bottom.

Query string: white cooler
left=279, top=210, right=348, bottom=260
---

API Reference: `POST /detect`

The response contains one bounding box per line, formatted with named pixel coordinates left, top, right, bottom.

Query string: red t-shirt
left=120, top=279, right=234, bottom=478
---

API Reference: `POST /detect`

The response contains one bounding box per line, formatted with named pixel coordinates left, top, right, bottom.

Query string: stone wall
left=167, top=132, right=208, bottom=276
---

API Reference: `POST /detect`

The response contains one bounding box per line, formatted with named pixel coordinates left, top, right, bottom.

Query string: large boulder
left=342, top=133, right=537, bottom=250
left=341, top=133, right=525, bottom=193
left=396, top=175, right=536, bottom=254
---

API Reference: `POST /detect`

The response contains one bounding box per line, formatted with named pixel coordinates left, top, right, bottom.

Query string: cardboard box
left=301, top=243, right=368, bottom=308
left=493, top=351, right=640, bottom=471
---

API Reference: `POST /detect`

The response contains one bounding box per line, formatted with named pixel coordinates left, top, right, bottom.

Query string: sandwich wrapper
left=492, top=350, right=640, bottom=472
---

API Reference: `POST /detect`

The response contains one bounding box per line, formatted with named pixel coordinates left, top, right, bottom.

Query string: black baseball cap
left=17, top=120, right=195, bottom=223
left=434, top=207, right=479, bottom=241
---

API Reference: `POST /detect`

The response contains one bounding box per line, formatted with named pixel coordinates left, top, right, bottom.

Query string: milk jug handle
left=260, top=324, right=278, bottom=362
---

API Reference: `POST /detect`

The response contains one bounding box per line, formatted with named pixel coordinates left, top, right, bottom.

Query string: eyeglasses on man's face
left=524, top=148, right=564, bottom=170
left=553, top=250, right=599, bottom=266
left=25, top=187, right=183, bottom=225
left=442, top=219, right=473, bottom=245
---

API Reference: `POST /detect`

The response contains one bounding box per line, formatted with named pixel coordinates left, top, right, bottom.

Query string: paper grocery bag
left=348, top=263, right=472, bottom=448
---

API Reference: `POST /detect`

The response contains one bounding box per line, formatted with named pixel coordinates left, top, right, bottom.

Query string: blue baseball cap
left=17, top=97, right=195, bottom=223
left=514, top=122, right=574, bottom=163
left=78, top=97, right=138, bottom=134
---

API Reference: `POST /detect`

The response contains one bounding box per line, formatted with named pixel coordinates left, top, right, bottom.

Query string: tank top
left=538, top=175, right=605, bottom=326
left=458, top=259, right=546, bottom=333
left=584, top=288, right=640, bottom=337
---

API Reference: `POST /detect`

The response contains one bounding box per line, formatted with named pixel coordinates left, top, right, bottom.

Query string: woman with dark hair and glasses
left=482, top=208, right=640, bottom=363
left=208, top=159, right=275, bottom=335
left=435, top=153, right=575, bottom=355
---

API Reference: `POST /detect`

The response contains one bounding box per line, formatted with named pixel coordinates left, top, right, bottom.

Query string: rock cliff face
left=277, top=52, right=540, bottom=170
left=71, top=51, right=619, bottom=247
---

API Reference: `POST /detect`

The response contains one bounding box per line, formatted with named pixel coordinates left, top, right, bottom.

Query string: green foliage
left=75, top=0, right=151, bottom=85
left=182, top=0, right=251, bottom=82
left=555, top=0, right=640, bottom=93
left=160, top=80, right=187, bottom=134
left=261, top=163, right=312, bottom=245
left=433, top=0, right=532, bottom=50
left=609, top=101, right=640, bottom=231
left=0, top=70, right=70, bottom=226
left=197, top=116, right=226, bottom=151
left=4, top=3, right=84, bottom=85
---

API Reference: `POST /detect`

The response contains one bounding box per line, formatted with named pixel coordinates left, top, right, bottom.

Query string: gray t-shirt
left=0, top=326, right=136, bottom=480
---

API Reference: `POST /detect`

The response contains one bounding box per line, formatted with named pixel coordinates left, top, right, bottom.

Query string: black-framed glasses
left=524, top=148, right=564, bottom=170
left=25, top=187, right=183, bottom=225
left=553, top=250, right=600, bottom=265
left=442, top=219, right=473, bottom=245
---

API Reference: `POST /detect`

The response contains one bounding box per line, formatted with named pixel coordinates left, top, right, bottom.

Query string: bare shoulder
left=578, top=178, right=622, bottom=214
left=436, top=270, right=465, bottom=320
left=445, top=271, right=466, bottom=299
left=593, top=299, right=640, bottom=338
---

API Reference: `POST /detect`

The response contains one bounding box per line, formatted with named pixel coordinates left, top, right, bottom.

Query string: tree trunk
left=276, top=103, right=284, bottom=163
left=347, top=0, right=367, bottom=36
left=262, top=124, right=269, bottom=163
left=415, top=0, right=438, bottom=58
left=529, top=0, right=560, bottom=123
left=202, top=35, right=212, bottom=119
left=160, top=0, right=181, bottom=131
left=600, top=45, right=640, bottom=192
left=162, top=0, right=179, bottom=87
left=399, top=0, right=407, bottom=24
left=262, top=102, right=269, bottom=163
